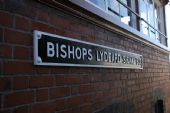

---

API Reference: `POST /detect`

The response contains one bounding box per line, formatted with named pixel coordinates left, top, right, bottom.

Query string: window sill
left=69, top=0, right=170, bottom=52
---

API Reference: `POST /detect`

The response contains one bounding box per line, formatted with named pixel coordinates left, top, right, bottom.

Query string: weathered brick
left=4, top=91, right=34, bottom=107
left=65, top=31, right=81, bottom=40
left=65, top=76, right=82, bottom=85
left=79, top=84, right=94, bottom=94
left=14, top=105, right=30, bottom=113
left=37, top=9, right=49, bottom=22
left=70, top=23, right=92, bottom=36
left=0, top=28, right=3, bottom=42
left=0, top=44, right=12, bottom=58
left=67, top=96, right=83, bottom=108
left=79, top=104, right=93, bottom=113
left=55, top=99, right=67, bottom=111
left=29, top=76, right=54, bottom=88
left=31, top=102, right=55, bottom=113
left=49, top=14, right=70, bottom=29
left=50, top=87, right=70, bottom=99
left=14, top=46, right=30, bottom=60
left=0, top=77, right=11, bottom=91
left=0, top=109, right=12, bottom=113
left=91, top=73, right=102, bottom=82
left=35, top=67, right=51, bottom=74
left=71, top=86, right=79, bottom=95
left=55, top=76, right=66, bottom=86
left=51, top=67, right=69, bottom=74
left=36, top=88, right=48, bottom=102
left=94, top=91, right=104, bottom=100
left=0, top=11, right=13, bottom=27
left=15, top=16, right=30, bottom=31
left=4, top=61, right=34, bottom=75
left=58, top=109, right=72, bottom=113
left=4, top=29, right=32, bottom=46
left=81, top=94, right=93, bottom=103
left=93, top=82, right=110, bottom=91
left=31, top=21, right=55, bottom=33
left=0, top=60, right=2, bottom=75
left=13, top=76, right=29, bottom=90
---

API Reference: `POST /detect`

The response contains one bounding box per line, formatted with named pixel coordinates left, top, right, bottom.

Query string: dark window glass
left=155, top=100, right=164, bottom=113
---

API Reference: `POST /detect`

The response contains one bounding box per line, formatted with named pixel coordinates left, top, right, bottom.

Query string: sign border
left=34, top=30, right=143, bottom=69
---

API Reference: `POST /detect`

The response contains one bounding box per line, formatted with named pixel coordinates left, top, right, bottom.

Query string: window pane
left=107, top=0, right=120, bottom=17
left=140, top=20, right=149, bottom=35
left=154, top=8, right=158, bottom=30
left=148, top=3, right=154, bottom=27
left=139, top=0, right=148, bottom=21
left=139, top=0, right=149, bottom=35
left=120, top=0, right=128, bottom=17
left=119, top=0, right=130, bottom=25
left=149, top=27, right=156, bottom=39
left=89, top=0, right=106, bottom=10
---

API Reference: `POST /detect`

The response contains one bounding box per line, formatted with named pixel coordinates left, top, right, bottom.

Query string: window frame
left=69, top=0, right=169, bottom=51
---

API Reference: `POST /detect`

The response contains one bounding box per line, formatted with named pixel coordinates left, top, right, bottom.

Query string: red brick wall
left=0, top=0, right=170, bottom=113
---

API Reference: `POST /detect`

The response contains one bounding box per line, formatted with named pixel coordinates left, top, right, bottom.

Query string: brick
left=4, top=29, right=32, bottom=46
left=70, top=24, right=92, bottom=35
left=55, top=76, right=66, bottom=86
left=94, top=91, right=104, bottom=100
left=30, top=76, right=54, bottom=88
left=65, top=31, right=81, bottom=40
left=67, top=96, right=83, bottom=108
left=0, top=60, right=2, bottom=75
left=91, top=73, right=102, bottom=82
left=31, top=21, right=55, bottom=33
left=35, top=67, right=51, bottom=74
left=72, top=107, right=81, bottom=113
left=0, top=11, right=13, bottom=27
left=50, top=87, right=70, bottom=99
left=14, top=46, right=30, bottom=59
left=15, top=16, right=30, bottom=31
left=51, top=67, right=69, bottom=74
left=55, top=99, right=67, bottom=111
left=4, top=91, right=34, bottom=107
left=81, top=94, right=93, bottom=103
left=13, top=76, right=29, bottom=90
left=79, top=104, right=93, bottom=113
left=93, top=83, right=109, bottom=91
left=71, top=86, right=79, bottom=95
left=0, top=28, right=3, bottom=42
left=114, top=81, right=124, bottom=88
left=37, top=10, right=49, bottom=22
left=49, top=14, right=70, bottom=29
left=0, top=94, right=1, bottom=108
left=65, top=76, right=81, bottom=85
left=81, top=75, right=91, bottom=84
left=4, top=61, right=34, bottom=75
left=55, top=28, right=66, bottom=36
left=14, top=105, right=30, bottom=113
left=0, top=44, right=12, bottom=58
left=58, top=109, right=73, bottom=113
left=93, top=102, right=102, bottom=111
left=36, top=89, right=48, bottom=102
left=0, top=77, right=11, bottom=91
left=31, top=102, right=55, bottom=113
left=0, top=109, right=11, bottom=113
left=79, top=84, right=94, bottom=94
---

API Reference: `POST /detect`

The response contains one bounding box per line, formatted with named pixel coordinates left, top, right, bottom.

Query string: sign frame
left=34, top=30, right=143, bottom=69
